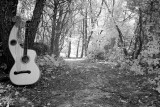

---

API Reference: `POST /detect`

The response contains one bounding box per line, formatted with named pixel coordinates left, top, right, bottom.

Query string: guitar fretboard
left=23, top=21, right=30, bottom=56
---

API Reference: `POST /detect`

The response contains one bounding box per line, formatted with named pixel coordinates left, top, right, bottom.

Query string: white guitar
left=9, top=17, right=41, bottom=85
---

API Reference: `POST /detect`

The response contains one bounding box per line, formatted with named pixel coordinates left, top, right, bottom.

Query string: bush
left=88, top=50, right=105, bottom=61
left=95, top=52, right=105, bottom=60
left=32, top=42, right=49, bottom=56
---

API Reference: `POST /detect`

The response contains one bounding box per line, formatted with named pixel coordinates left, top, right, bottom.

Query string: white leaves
left=146, top=40, right=160, bottom=54
left=15, top=91, right=19, bottom=96
left=0, top=89, right=6, bottom=94
left=66, top=71, right=70, bottom=74
left=0, top=95, right=13, bottom=107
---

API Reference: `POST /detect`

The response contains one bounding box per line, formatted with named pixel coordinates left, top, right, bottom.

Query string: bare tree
left=76, top=36, right=81, bottom=58
left=67, top=32, right=72, bottom=58
left=49, top=0, right=73, bottom=57
left=103, top=0, right=128, bottom=56
left=26, top=0, right=46, bottom=48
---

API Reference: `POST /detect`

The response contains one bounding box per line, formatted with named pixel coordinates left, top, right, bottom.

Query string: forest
left=0, top=0, right=160, bottom=106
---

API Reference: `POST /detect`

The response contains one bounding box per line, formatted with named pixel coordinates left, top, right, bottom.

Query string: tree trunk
left=50, top=2, right=58, bottom=56
left=50, top=1, right=72, bottom=58
left=54, top=37, right=60, bottom=57
left=81, top=19, right=85, bottom=58
left=84, top=9, right=88, bottom=56
left=133, top=8, right=143, bottom=59
left=67, top=34, right=72, bottom=58
left=0, top=0, right=18, bottom=74
left=27, top=0, right=46, bottom=49
left=76, top=36, right=81, bottom=58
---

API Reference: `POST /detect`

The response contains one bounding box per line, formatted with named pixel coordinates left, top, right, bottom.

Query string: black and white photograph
left=0, top=0, right=160, bottom=106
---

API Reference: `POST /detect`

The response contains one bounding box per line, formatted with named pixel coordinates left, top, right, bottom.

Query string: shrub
left=88, top=50, right=105, bottom=61
left=95, top=52, right=105, bottom=60
left=32, top=42, right=49, bottom=56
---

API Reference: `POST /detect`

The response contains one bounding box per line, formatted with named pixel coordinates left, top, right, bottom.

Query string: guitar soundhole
left=10, top=39, right=17, bottom=46
left=21, top=56, right=29, bottom=63
left=14, top=70, right=31, bottom=75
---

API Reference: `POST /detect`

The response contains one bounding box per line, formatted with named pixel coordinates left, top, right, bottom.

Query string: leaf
left=39, top=62, right=44, bottom=66
left=49, top=55, right=56, bottom=63
left=156, top=86, right=160, bottom=93
left=6, top=103, right=9, bottom=107
left=66, top=71, right=69, bottom=74
left=46, top=68, right=53, bottom=72
left=53, top=61, right=59, bottom=67
left=19, top=97, right=27, bottom=103
left=0, top=89, right=6, bottom=93
left=15, top=91, right=19, bottom=95
left=43, top=55, right=50, bottom=61
left=51, top=76, right=56, bottom=79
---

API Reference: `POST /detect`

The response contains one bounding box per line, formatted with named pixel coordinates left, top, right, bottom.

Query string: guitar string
left=18, top=18, right=22, bottom=72
left=24, top=20, right=28, bottom=71
left=18, top=18, right=21, bottom=72
left=14, top=21, right=19, bottom=75
left=26, top=21, right=28, bottom=69
left=20, top=19, right=22, bottom=72
left=17, top=20, right=21, bottom=73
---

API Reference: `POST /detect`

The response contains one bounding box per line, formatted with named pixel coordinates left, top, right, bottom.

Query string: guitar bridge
left=14, top=70, right=31, bottom=75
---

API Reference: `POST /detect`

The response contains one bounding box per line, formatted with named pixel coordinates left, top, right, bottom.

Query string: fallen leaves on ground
left=0, top=58, right=160, bottom=107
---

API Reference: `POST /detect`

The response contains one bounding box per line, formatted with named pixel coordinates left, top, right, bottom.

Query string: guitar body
left=9, top=23, right=41, bottom=85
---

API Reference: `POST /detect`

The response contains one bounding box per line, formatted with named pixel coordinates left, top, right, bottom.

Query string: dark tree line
left=0, top=0, right=18, bottom=74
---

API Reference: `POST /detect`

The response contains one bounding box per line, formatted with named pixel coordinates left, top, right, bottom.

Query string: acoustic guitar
left=9, top=16, right=41, bottom=85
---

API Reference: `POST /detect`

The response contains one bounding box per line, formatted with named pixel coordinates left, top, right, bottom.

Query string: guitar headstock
left=12, top=16, right=26, bottom=28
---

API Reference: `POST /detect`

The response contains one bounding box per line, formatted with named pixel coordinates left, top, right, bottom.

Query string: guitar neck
left=23, top=22, right=30, bottom=56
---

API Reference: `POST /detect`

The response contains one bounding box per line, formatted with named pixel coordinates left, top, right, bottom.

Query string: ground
left=0, top=58, right=160, bottom=107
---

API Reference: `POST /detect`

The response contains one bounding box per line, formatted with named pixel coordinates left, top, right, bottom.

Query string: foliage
left=131, top=2, right=160, bottom=70
left=87, top=42, right=105, bottom=61
left=37, top=54, right=66, bottom=67
left=32, top=42, right=49, bottom=56
left=88, top=51, right=105, bottom=61
left=123, top=1, right=160, bottom=102
left=17, top=0, right=35, bottom=19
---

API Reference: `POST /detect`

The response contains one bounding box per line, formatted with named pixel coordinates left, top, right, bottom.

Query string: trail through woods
left=0, top=58, right=160, bottom=107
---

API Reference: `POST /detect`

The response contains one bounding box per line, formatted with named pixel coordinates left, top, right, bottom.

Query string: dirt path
left=1, top=58, right=155, bottom=107
left=0, top=58, right=116, bottom=107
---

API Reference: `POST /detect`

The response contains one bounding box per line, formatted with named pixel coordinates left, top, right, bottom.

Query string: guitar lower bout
left=10, top=49, right=41, bottom=85
left=9, top=49, right=41, bottom=85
